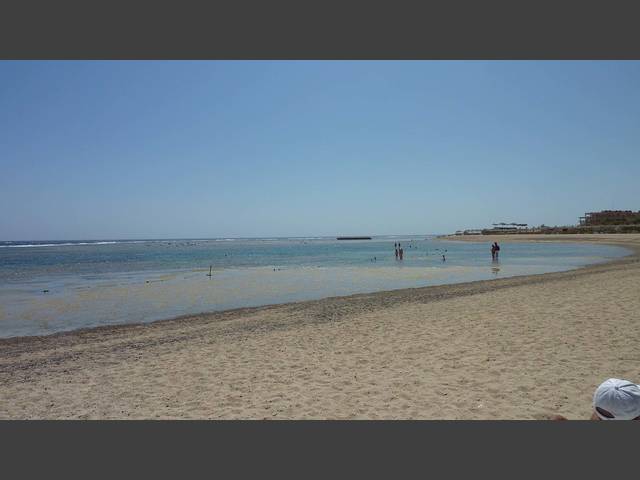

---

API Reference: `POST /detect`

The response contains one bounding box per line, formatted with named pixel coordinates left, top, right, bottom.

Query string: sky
left=1, top=61, right=639, bottom=240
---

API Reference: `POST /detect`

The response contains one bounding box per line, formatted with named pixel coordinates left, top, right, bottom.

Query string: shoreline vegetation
left=1, top=233, right=639, bottom=419
left=453, top=225, right=640, bottom=235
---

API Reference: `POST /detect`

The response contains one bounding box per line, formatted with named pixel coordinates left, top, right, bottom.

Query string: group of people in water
left=393, top=241, right=423, bottom=260
left=394, top=242, right=404, bottom=260
left=392, top=241, right=500, bottom=263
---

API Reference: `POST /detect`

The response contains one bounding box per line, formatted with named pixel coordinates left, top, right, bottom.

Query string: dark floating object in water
left=336, top=236, right=372, bottom=240
left=42, top=289, right=49, bottom=293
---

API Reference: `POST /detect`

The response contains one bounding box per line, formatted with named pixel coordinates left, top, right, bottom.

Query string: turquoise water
left=0, top=236, right=630, bottom=338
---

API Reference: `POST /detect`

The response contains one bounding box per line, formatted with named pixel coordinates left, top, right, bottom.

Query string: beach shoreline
left=1, top=233, right=639, bottom=419
left=1, top=234, right=636, bottom=345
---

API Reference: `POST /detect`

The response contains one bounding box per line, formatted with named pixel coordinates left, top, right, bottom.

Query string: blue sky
left=1, top=61, right=639, bottom=240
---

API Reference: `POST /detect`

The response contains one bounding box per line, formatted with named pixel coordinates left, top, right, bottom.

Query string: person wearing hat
left=591, top=378, right=640, bottom=420
left=549, top=378, right=640, bottom=420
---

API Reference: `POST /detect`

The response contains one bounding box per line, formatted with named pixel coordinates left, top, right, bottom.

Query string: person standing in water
left=494, top=242, right=500, bottom=260
left=399, top=246, right=404, bottom=260
left=491, top=243, right=496, bottom=260
left=395, top=243, right=399, bottom=260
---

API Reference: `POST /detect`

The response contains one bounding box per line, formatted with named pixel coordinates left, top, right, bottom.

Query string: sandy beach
left=1, top=233, right=639, bottom=420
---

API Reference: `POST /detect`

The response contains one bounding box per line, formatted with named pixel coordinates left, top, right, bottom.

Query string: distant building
left=455, top=222, right=536, bottom=236
left=579, top=210, right=640, bottom=226
left=483, top=222, right=528, bottom=234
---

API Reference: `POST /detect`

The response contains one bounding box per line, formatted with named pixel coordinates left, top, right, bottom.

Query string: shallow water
left=0, top=236, right=630, bottom=338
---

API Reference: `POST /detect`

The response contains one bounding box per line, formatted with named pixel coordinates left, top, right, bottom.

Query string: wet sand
left=1, top=234, right=639, bottom=419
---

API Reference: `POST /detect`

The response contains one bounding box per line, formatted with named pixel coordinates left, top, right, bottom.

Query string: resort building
left=482, top=223, right=529, bottom=234
left=579, top=210, right=640, bottom=226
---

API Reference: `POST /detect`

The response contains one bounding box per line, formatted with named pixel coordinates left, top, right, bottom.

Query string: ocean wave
left=0, top=241, right=119, bottom=248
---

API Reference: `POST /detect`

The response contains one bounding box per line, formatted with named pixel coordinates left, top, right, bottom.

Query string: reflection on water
left=491, top=259, right=501, bottom=275
left=0, top=237, right=630, bottom=338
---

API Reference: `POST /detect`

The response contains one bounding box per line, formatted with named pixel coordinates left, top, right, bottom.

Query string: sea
left=0, top=236, right=630, bottom=338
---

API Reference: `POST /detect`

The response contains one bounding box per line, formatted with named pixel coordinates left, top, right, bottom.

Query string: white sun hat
left=593, top=378, right=640, bottom=420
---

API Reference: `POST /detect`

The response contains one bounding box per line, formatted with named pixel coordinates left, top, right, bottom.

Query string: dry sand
left=1, top=234, right=639, bottom=420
